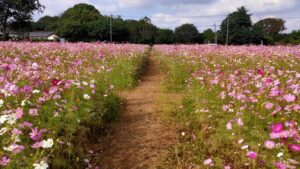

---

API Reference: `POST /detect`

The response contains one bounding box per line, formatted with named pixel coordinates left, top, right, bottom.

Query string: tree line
left=1, top=1, right=300, bottom=45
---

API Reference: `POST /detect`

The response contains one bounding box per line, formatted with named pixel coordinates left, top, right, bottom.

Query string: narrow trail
left=96, top=52, right=181, bottom=169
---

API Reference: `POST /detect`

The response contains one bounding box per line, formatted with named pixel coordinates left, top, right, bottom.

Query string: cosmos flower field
left=155, top=45, right=300, bottom=169
left=0, top=42, right=147, bottom=168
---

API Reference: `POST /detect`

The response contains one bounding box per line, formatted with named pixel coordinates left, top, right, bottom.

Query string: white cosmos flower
left=21, top=100, right=30, bottom=106
left=6, top=114, right=16, bottom=125
left=0, top=127, right=8, bottom=135
left=277, top=152, right=284, bottom=158
left=33, top=161, right=49, bottom=169
left=42, top=138, right=54, bottom=148
left=241, top=145, right=249, bottom=150
left=83, top=94, right=90, bottom=100
left=0, top=115, right=8, bottom=124
left=32, top=89, right=40, bottom=94
left=82, top=81, right=88, bottom=86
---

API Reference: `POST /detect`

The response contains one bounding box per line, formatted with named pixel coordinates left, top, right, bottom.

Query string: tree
left=155, top=28, right=175, bottom=44
left=175, top=23, right=200, bottom=43
left=253, top=18, right=286, bottom=43
left=0, top=0, right=44, bottom=39
left=220, top=6, right=252, bottom=44
left=57, top=3, right=102, bottom=41
left=202, top=29, right=215, bottom=44
left=32, top=15, right=59, bottom=31
left=125, top=17, right=157, bottom=44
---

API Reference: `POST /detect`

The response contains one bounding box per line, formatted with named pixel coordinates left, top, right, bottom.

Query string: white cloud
left=118, top=0, right=151, bottom=8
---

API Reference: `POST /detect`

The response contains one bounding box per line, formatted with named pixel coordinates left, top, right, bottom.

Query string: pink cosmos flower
left=224, top=166, right=231, bottom=169
left=31, top=141, right=43, bottom=149
left=204, top=158, right=213, bottom=165
left=264, top=140, right=275, bottom=149
left=20, top=121, right=33, bottom=128
left=288, top=144, right=300, bottom=152
left=226, top=122, right=232, bottom=130
left=11, top=128, right=22, bottom=135
left=0, top=156, right=10, bottom=166
left=247, top=151, right=257, bottom=159
left=29, top=108, right=38, bottom=116
left=11, top=144, right=25, bottom=154
left=275, top=162, right=286, bottom=169
left=15, top=108, right=23, bottom=119
left=51, top=78, right=60, bottom=86
left=257, top=69, right=264, bottom=76
left=21, top=85, right=33, bottom=94
left=237, top=118, right=244, bottom=126
left=270, top=123, right=284, bottom=133
left=29, top=128, right=42, bottom=141
left=265, top=102, right=274, bottom=110
left=284, top=94, right=296, bottom=102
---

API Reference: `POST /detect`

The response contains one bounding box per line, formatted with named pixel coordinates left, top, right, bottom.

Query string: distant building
left=29, top=31, right=59, bottom=41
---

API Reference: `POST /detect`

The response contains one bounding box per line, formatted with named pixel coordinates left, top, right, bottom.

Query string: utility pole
left=110, top=13, right=112, bottom=43
left=213, top=23, right=218, bottom=45
left=226, top=15, right=230, bottom=45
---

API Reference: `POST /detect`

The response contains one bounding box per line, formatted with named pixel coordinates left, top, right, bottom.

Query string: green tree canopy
left=0, top=0, right=44, bottom=39
left=155, top=28, right=175, bottom=44
left=202, top=29, right=215, bottom=44
left=57, top=3, right=102, bottom=41
left=33, top=15, right=59, bottom=31
left=253, top=18, right=286, bottom=44
left=175, top=23, right=200, bottom=43
left=220, top=6, right=252, bottom=44
left=125, top=17, right=158, bottom=44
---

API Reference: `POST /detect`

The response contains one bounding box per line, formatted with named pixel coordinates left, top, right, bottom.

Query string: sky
left=34, top=0, right=300, bottom=32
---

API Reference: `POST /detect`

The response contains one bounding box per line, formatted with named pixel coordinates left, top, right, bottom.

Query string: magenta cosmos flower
left=270, top=123, right=284, bottom=133
left=288, top=144, right=300, bottom=152
left=247, top=151, right=258, bottom=159
left=29, top=128, right=43, bottom=141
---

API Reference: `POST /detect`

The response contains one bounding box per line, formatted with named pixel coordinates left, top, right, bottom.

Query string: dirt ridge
left=95, top=53, right=180, bottom=169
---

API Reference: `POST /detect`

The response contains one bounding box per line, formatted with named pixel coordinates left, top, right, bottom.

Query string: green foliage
left=0, top=0, right=44, bottom=39
left=202, top=29, right=215, bottom=44
left=57, top=3, right=102, bottom=42
left=253, top=18, right=286, bottom=44
left=155, top=28, right=175, bottom=44
left=175, top=23, right=201, bottom=44
left=33, top=16, right=59, bottom=31
left=220, top=6, right=252, bottom=44
left=126, top=17, right=158, bottom=44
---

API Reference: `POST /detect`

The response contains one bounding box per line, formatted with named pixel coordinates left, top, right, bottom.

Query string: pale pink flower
left=0, top=156, right=10, bottom=166
left=265, top=102, right=274, bottom=110
left=204, top=158, right=213, bottom=166
left=226, top=122, right=232, bottom=130
left=237, top=118, right=244, bottom=126
left=264, top=140, right=275, bottom=149
left=29, top=108, right=38, bottom=116
left=11, top=128, right=22, bottom=135
left=31, top=141, right=43, bottom=149
left=224, top=165, right=231, bottom=169
left=284, top=94, right=296, bottom=102
left=15, top=108, right=23, bottom=119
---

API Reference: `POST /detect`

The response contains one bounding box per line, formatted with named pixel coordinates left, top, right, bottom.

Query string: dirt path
left=96, top=52, right=181, bottom=169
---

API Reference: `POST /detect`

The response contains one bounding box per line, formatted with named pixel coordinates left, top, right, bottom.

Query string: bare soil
left=94, top=53, right=181, bottom=169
